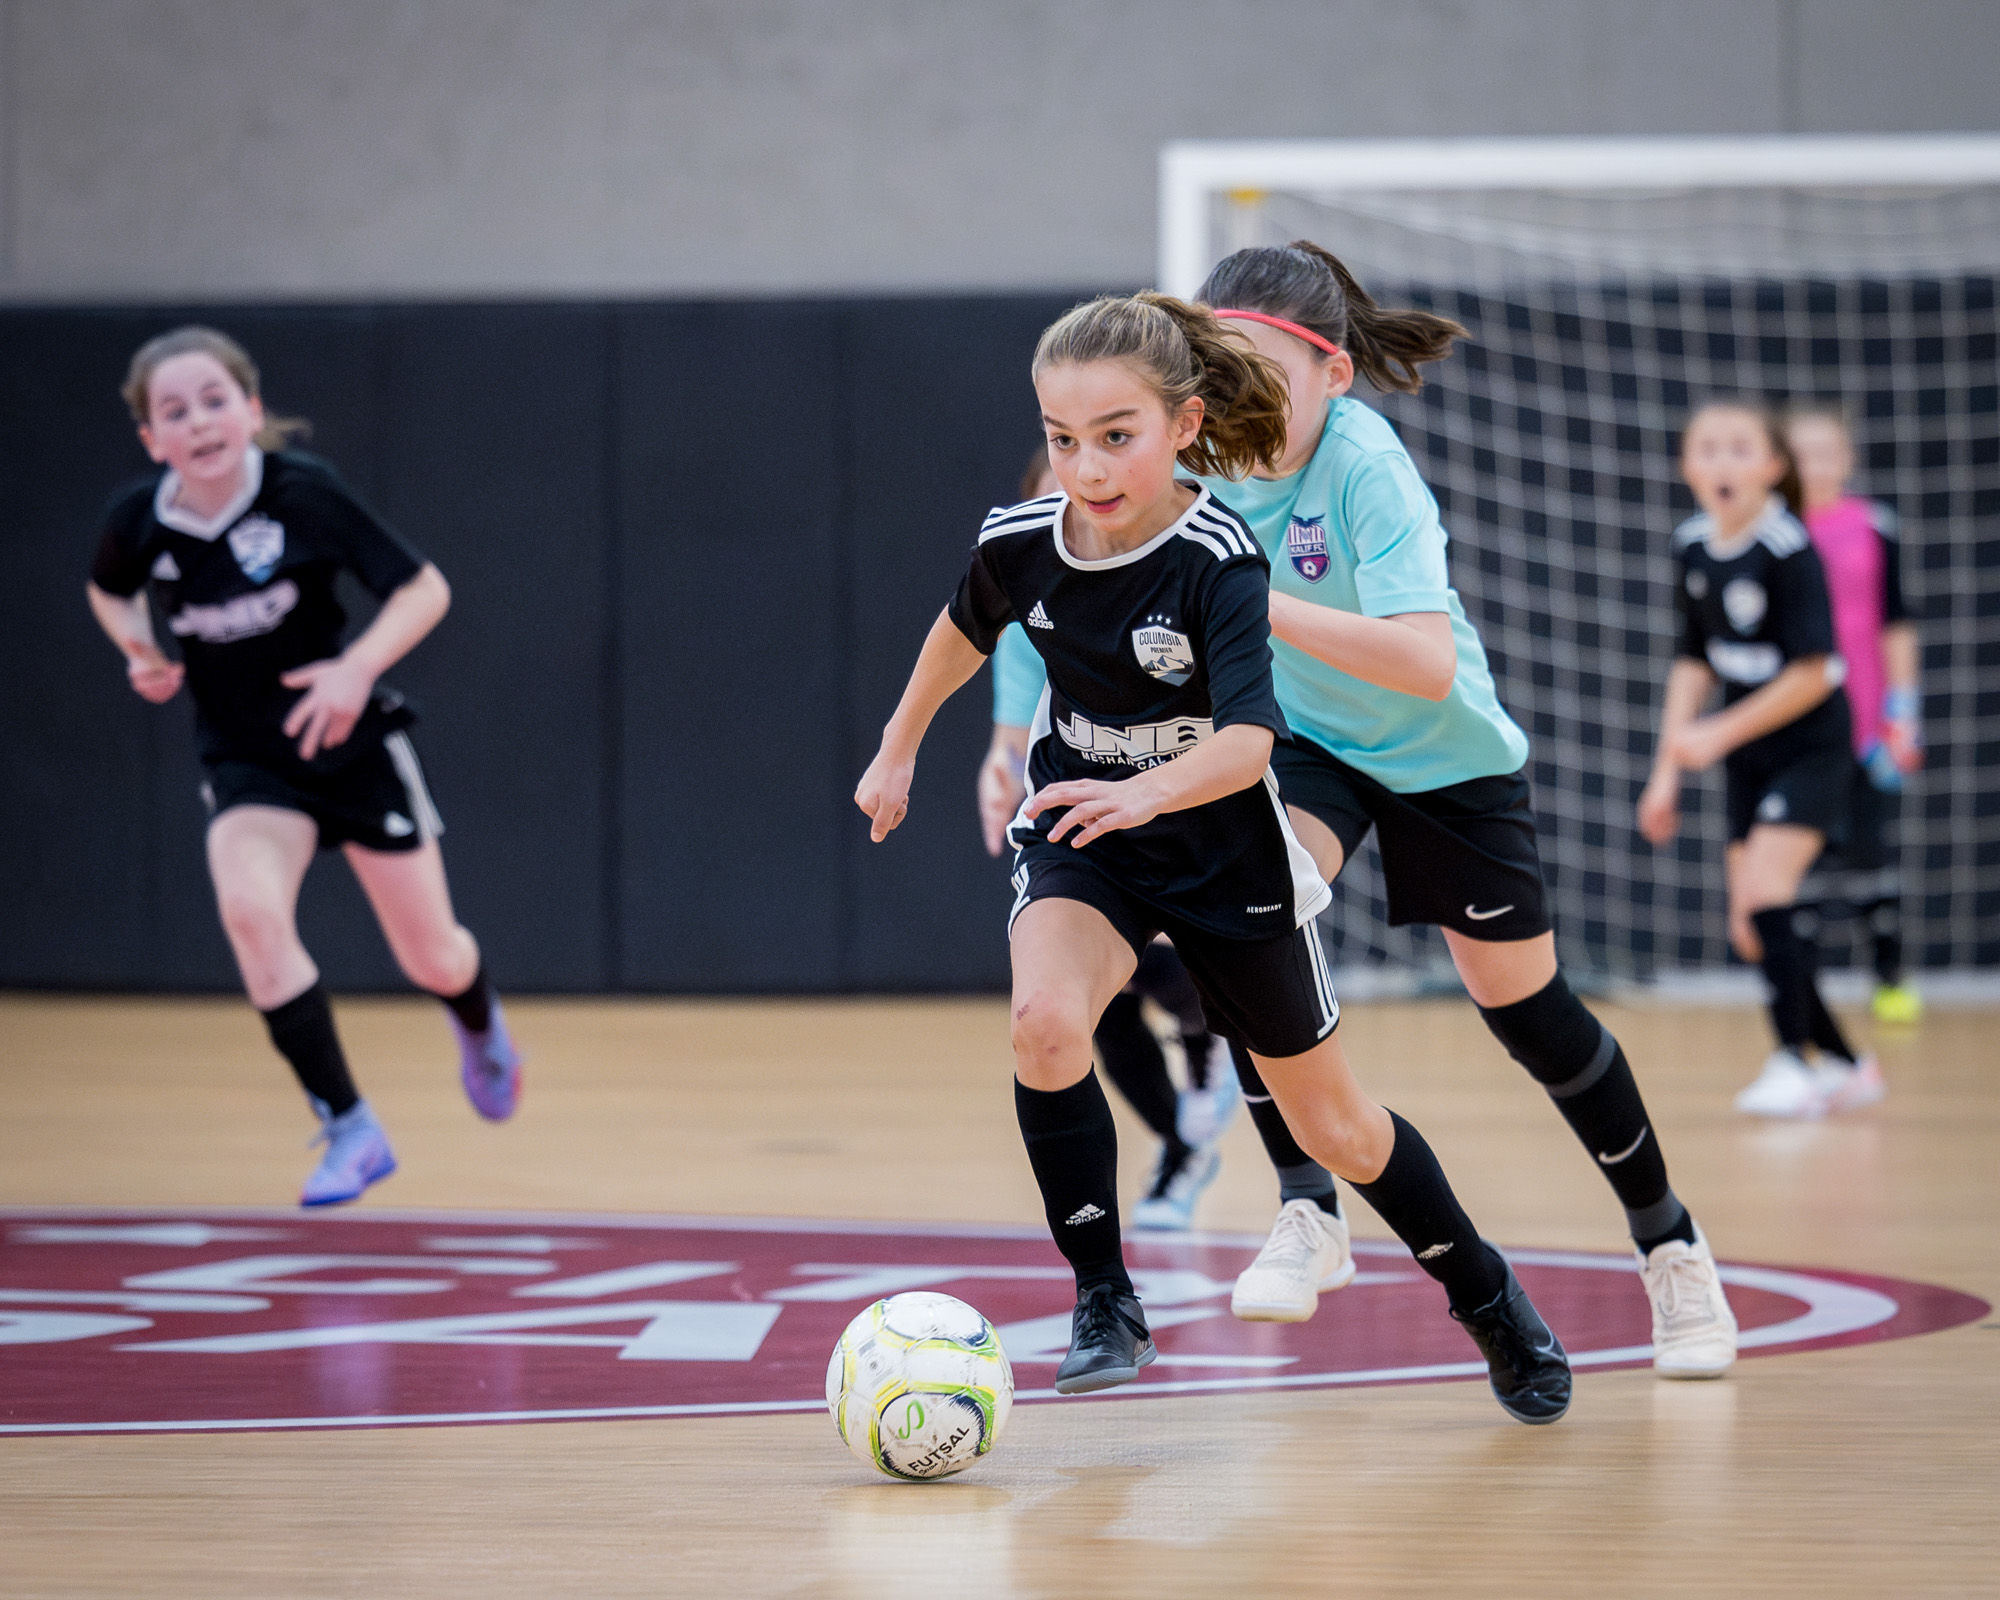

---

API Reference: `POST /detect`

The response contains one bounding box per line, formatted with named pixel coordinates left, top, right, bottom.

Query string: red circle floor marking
left=0, top=1208, right=1985, bottom=1436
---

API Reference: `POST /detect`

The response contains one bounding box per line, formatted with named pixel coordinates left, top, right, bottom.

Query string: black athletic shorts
left=1269, top=736, right=1551, bottom=942
left=1816, top=759, right=1898, bottom=874
left=201, top=729, right=444, bottom=854
left=1007, top=844, right=1340, bottom=1060
left=1723, top=744, right=1851, bottom=845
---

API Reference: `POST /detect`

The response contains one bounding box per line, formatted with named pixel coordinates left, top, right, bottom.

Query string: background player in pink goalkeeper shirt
left=1785, top=405, right=1924, bottom=1024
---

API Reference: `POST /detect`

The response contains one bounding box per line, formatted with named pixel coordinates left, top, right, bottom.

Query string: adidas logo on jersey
left=150, top=551, right=181, bottom=581
left=1026, top=601, right=1054, bottom=630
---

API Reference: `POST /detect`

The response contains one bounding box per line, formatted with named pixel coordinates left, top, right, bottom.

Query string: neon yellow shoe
left=1872, top=983, right=1924, bottom=1025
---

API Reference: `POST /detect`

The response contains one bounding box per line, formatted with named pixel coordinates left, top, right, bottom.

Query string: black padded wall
left=0, top=294, right=1083, bottom=993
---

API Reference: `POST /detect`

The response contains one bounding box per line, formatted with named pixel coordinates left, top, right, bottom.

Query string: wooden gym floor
left=0, top=991, right=1995, bottom=1598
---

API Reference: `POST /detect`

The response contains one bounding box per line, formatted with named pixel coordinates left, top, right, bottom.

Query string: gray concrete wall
left=1, top=0, right=1997, bottom=299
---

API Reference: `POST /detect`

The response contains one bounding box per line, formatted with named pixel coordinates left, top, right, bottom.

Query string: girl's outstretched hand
left=1027, top=775, right=1163, bottom=849
left=855, top=748, right=915, bottom=842
left=1636, top=774, right=1681, bottom=846
left=125, top=646, right=184, bottom=704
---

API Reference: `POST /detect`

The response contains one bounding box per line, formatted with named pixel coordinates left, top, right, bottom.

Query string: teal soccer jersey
left=1199, top=398, right=1528, bottom=793
left=990, top=622, right=1045, bottom=727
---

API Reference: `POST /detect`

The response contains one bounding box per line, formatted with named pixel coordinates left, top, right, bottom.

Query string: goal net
left=1161, top=139, right=2000, bottom=982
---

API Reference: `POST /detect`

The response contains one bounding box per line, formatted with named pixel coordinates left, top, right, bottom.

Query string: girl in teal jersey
left=993, top=244, right=1738, bottom=1377
left=1200, top=242, right=1735, bottom=1376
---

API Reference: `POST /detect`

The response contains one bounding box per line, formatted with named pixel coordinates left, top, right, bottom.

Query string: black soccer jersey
left=949, top=486, right=1329, bottom=940
left=91, top=448, right=426, bottom=773
left=1672, top=499, right=1852, bottom=773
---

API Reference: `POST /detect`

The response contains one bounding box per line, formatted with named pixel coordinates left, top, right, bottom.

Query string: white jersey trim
left=979, top=492, right=1067, bottom=543
left=1675, top=497, right=1810, bottom=560
left=1052, top=485, right=1221, bottom=571
left=153, top=447, right=265, bottom=542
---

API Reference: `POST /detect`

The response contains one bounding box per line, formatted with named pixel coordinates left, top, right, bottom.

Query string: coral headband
left=1212, top=308, right=1341, bottom=357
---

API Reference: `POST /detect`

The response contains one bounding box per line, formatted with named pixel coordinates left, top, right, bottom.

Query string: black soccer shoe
left=1054, top=1285, right=1157, bottom=1395
left=1449, top=1256, right=1572, bottom=1425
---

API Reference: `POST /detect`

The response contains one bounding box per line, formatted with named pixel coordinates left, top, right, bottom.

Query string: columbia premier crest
left=1131, top=615, right=1194, bottom=685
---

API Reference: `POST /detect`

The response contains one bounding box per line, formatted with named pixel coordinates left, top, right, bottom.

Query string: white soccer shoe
left=1733, top=1049, right=1827, bottom=1119
left=1817, top=1052, right=1886, bottom=1114
left=1640, top=1225, right=1738, bottom=1379
left=1230, top=1198, right=1358, bottom=1322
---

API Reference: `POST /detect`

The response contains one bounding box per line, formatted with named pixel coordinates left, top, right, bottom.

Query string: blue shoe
left=1176, top=1035, right=1242, bottom=1148
left=1131, top=1143, right=1220, bottom=1231
left=453, top=1000, right=522, bottom=1122
left=301, top=1100, right=397, bottom=1208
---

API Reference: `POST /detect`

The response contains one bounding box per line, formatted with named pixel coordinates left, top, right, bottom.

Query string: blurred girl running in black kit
left=86, top=327, right=522, bottom=1206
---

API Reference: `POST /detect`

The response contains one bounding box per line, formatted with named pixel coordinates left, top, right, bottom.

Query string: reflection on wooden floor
left=0, top=993, right=1995, bottom=1597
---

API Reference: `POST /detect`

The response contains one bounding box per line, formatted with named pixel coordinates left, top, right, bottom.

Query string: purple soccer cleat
left=301, top=1100, right=397, bottom=1208
left=454, top=1000, right=522, bottom=1121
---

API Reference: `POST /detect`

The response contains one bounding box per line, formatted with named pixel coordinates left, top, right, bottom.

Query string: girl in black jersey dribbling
left=857, top=294, right=1570, bottom=1422
left=86, top=327, right=522, bottom=1206
left=1640, top=401, right=1866, bottom=1117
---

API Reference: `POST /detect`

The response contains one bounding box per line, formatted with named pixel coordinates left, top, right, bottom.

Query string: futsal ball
left=825, top=1291, right=1013, bottom=1480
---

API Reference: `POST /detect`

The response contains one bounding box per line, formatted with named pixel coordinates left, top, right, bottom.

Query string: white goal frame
left=1158, top=135, right=2000, bottom=297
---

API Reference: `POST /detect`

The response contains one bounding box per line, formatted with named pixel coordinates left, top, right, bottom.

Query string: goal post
left=1157, top=136, right=2000, bottom=981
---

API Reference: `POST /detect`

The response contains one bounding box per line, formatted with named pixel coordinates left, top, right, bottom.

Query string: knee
left=1010, top=990, right=1094, bottom=1089
left=216, top=888, right=294, bottom=958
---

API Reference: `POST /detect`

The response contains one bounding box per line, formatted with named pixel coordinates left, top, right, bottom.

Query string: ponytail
left=1197, top=240, right=1466, bottom=393
left=1032, top=291, right=1289, bottom=479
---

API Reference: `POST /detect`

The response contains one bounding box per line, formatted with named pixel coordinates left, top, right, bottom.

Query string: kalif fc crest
left=227, top=515, right=286, bottom=585
left=1132, top=615, right=1194, bottom=685
left=1286, top=514, right=1329, bottom=582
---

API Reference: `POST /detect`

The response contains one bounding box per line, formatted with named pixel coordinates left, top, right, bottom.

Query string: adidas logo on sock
left=1064, top=1203, right=1105, bottom=1226
left=1027, top=601, right=1054, bottom=630
left=1417, top=1242, right=1454, bottom=1260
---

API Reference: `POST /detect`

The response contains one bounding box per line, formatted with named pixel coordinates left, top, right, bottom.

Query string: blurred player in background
left=84, top=327, right=521, bottom=1207
left=1117, top=242, right=1730, bottom=1379
left=862, top=293, right=1571, bottom=1420
left=979, top=447, right=1242, bottom=1231
left=1784, top=405, right=1924, bottom=1024
left=1640, top=401, right=1884, bottom=1118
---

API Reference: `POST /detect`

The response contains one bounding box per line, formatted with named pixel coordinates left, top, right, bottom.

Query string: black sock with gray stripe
left=1015, top=1073, right=1131, bottom=1296
left=1478, top=974, right=1694, bottom=1253
left=1350, top=1112, right=1507, bottom=1313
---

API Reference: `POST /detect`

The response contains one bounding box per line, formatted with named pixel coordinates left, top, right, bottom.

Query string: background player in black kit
left=1640, top=401, right=1875, bottom=1119
left=857, top=293, right=1570, bottom=1422
left=85, top=327, right=522, bottom=1205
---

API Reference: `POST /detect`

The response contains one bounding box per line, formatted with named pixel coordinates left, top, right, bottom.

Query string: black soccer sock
left=1477, top=973, right=1692, bottom=1250
left=1350, top=1112, right=1508, bottom=1313
left=435, top=961, right=495, bottom=1034
left=1863, top=897, right=1905, bottom=988
left=262, top=983, right=360, bottom=1116
left=1015, top=1073, right=1131, bottom=1296
left=1751, top=906, right=1818, bottom=1054
left=1093, top=992, right=1187, bottom=1158
left=1804, top=984, right=1857, bottom=1066
left=1132, top=941, right=1215, bottom=1086
left=1235, top=1053, right=1341, bottom=1217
